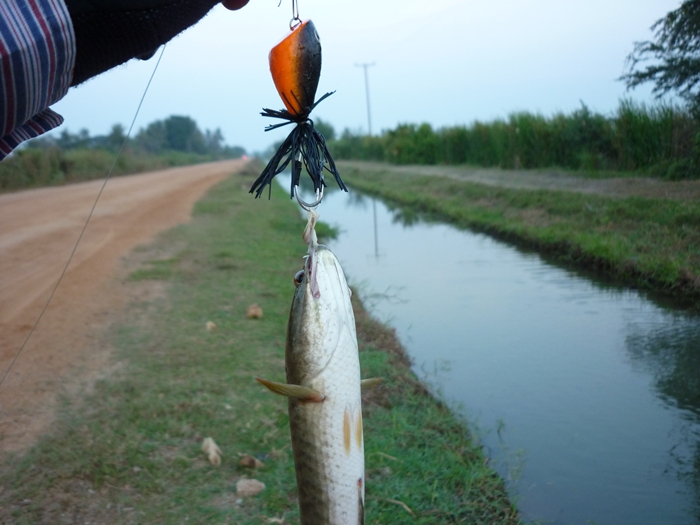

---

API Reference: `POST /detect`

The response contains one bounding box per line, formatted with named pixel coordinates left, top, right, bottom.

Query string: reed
left=330, top=100, right=700, bottom=179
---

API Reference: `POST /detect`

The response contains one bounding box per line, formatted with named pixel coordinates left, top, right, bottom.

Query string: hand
left=221, top=0, right=249, bottom=9
left=66, top=0, right=250, bottom=86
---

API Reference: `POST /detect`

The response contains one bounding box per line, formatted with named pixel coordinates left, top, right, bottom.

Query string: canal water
left=284, top=178, right=700, bottom=525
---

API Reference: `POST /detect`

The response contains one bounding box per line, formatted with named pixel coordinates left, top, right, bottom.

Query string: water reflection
left=626, top=319, right=700, bottom=521
left=627, top=320, right=700, bottom=413
left=283, top=176, right=700, bottom=525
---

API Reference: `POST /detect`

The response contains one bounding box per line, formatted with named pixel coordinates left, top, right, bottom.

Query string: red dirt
left=0, top=159, right=245, bottom=454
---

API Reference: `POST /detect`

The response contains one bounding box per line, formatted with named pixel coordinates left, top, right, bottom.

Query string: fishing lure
left=249, top=17, right=347, bottom=203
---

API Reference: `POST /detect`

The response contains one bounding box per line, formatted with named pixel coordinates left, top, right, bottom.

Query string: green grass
left=128, top=257, right=180, bottom=281
left=0, top=164, right=518, bottom=524
left=342, top=164, right=700, bottom=306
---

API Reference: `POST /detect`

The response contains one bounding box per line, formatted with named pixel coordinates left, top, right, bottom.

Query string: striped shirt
left=0, top=0, right=75, bottom=159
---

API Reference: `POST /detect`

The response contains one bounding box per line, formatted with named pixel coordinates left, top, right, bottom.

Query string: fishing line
left=0, top=45, right=167, bottom=390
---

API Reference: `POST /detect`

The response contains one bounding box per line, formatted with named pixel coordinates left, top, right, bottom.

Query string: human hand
left=66, top=0, right=250, bottom=86
left=221, top=0, right=250, bottom=9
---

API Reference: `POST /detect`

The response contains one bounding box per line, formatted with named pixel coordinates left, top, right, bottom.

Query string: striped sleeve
left=0, top=0, right=75, bottom=160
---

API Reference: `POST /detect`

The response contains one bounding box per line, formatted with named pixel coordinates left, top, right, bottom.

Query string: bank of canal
left=338, top=162, right=700, bottom=305
left=289, top=177, right=700, bottom=525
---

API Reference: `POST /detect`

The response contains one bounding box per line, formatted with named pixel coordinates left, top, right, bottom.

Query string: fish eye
left=294, top=270, right=305, bottom=286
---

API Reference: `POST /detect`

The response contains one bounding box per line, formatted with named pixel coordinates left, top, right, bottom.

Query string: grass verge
left=0, top=163, right=519, bottom=524
left=0, top=147, right=241, bottom=193
left=340, top=163, right=700, bottom=307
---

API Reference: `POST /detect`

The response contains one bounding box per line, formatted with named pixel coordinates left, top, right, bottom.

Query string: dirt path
left=338, top=161, right=700, bottom=200
left=0, top=159, right=245, bottom=454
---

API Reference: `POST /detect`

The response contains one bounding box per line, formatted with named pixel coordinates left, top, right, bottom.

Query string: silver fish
left=258, top=210, right=373, bottom=524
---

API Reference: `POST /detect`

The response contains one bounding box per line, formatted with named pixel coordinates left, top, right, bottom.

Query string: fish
left=257, top=210, right=378, bottom=524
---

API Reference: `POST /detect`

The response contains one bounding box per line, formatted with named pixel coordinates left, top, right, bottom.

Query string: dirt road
left=0, top=159, right=245, bottom=454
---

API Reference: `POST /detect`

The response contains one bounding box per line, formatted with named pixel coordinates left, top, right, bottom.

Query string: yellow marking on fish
left=344, top=407, right=352, bottom=455
left=355, top=409, right=363, bottom=449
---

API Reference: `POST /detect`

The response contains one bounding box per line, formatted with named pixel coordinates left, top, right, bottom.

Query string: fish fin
left=361, top=377, right=383, bottom=390
left=255, top=377, right=325, bottom=402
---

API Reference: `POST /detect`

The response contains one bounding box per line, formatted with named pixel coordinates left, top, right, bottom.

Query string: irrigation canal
left=285, top=177, right=700, bottom=525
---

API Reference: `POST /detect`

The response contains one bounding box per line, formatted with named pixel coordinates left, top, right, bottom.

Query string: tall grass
left=330, top=100, right=700, bottom=179
left=0, top=147, right=236, bottom=192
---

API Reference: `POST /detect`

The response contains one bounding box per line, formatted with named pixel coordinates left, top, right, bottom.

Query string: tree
left=164, top=115, right=206, bottom=153
left=133, top=116, right=207, bottom=153
left=622, top=0, right=700, bottom=106
left=106, top=124, right=127, bottom=150
left=56, top=128, right=90, bottom=149
left=313, top=118, right=336, bottom=141
left=204, top=128, right=224, bottom=154
left=134, top=120, right=167, bottom=152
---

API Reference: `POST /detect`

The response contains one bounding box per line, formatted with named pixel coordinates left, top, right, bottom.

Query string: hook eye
left=294, top=185, right=323, bottom=211
left=290, top=0, right=301, bottom=29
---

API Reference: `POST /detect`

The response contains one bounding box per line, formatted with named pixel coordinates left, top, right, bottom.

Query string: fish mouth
left=304, top=246, right=350, bottom=305
left=291, top=245, right=356, bottom=380
left=304, top=248, right=321, bottom=300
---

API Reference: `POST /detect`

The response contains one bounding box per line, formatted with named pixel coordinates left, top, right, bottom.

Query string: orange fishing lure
left=250, top=19, right=346, bottom=200
left=269, top=19, right=321, bottom=119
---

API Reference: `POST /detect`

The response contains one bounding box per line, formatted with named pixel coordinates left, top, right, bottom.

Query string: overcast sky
left=51, top=0, right=681, bottom=153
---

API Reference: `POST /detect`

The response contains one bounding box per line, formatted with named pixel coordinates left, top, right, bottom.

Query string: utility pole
left=355, top=62, right=379, bottom=258
left=355, top=62, right=375, bottom=135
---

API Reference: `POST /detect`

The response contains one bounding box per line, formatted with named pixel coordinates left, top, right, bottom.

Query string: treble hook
left=294, top=185, right=323, bottom=211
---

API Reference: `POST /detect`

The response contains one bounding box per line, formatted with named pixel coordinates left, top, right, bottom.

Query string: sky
left=51, top=0, right=682, bottom=154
